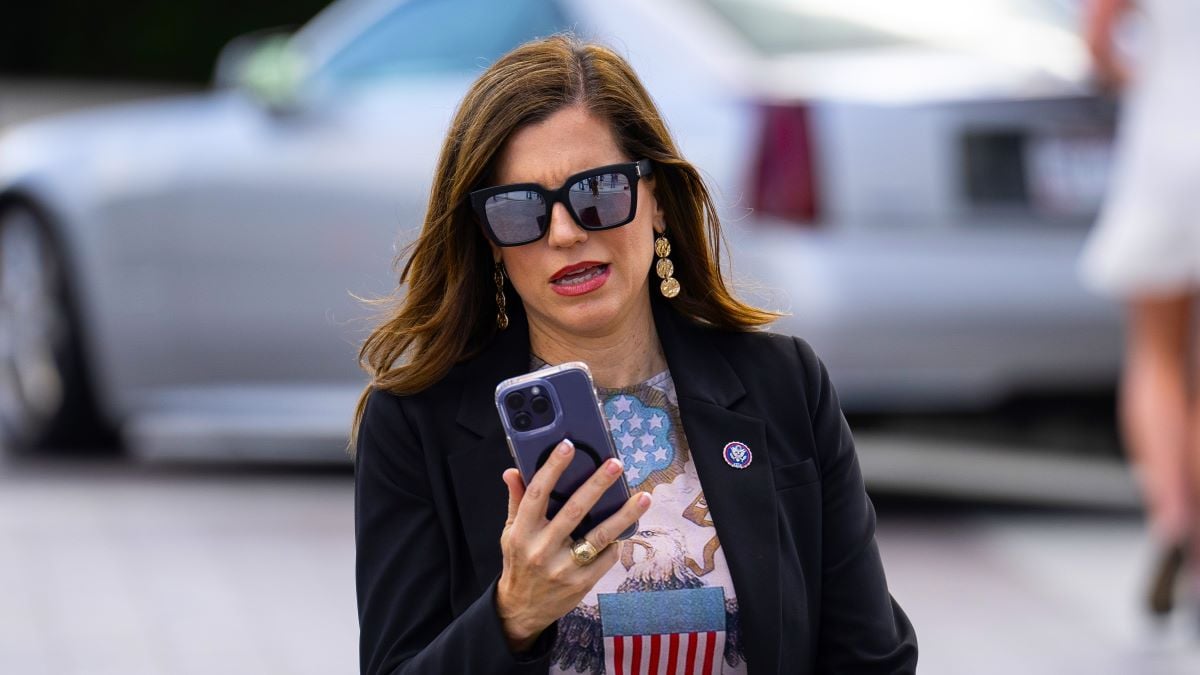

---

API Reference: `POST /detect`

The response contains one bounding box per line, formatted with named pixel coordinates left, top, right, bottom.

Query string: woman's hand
left=495, top=439, right=651, bottom=652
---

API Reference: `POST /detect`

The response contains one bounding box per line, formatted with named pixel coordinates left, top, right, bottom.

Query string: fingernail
left=638, top=493, right=651, bottom=508
left=557, top=439, right=574, bottom=455
left=606, top=459, right=623, bottom=475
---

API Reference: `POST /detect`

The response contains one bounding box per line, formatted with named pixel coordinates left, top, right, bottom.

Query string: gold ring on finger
left=570, top=538, right=600, bottom=566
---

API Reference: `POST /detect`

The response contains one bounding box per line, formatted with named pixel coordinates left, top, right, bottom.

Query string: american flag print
left=598, top=588, right=728, bottom=675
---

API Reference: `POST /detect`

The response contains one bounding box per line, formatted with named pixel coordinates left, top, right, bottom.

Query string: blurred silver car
left=0, top=0, right=1122, bottom=460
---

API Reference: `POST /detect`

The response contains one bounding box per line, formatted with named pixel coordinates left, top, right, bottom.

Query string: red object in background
left=751, top=103, right=819, bottom=224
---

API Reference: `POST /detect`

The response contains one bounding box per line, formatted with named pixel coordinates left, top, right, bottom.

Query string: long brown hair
left=348, top=34, right=777, bottom=453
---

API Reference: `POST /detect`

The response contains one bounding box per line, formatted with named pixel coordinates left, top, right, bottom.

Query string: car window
left=701, top=0, right=1078, bottom=55
left=315, top=0, right=567, bottom=83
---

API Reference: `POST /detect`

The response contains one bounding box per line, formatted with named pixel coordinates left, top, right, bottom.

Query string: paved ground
left=0, top=457, right=357, bottom=675
left=875, top=498, right=1200, bottom=675
left=2, top=452, right=1199, bottom=675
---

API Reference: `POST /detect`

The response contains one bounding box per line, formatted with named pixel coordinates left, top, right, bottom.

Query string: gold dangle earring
left=494, top=261, right=509, bottom=330
left=655, top=233, right=680, bottom=298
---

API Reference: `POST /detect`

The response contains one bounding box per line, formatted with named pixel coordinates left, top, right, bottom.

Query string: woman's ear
left=649, top=180, right=666, bottom=235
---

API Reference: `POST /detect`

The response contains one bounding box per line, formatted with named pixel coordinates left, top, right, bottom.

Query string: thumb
left=502, top=468, right=525, bottom=526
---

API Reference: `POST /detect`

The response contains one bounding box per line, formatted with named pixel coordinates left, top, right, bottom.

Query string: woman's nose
left=546, top=202, right=587, bottom=248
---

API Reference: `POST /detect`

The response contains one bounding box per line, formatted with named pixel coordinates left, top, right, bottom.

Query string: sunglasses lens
left=483, top=190, right=547, bottom=245
left=568, top=172, right=633, bottom=229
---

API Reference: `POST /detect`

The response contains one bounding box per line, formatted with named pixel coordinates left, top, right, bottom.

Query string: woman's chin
left=554, top=308, right=622, bottom=338
left=522, top=274, right=654, bottom=340
left=537, top=295, right=638, bottom=339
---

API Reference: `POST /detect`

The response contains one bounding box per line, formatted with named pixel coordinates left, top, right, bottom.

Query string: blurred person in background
left=1078, top=0, right=1200, bottom=621
left=349, top=35, right=916, bottom=675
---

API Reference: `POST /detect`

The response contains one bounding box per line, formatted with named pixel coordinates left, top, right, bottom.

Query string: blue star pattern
left=603, top=394, right=673, bottom=488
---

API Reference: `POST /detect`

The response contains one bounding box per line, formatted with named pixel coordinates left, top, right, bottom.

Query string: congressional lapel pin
left=722, top=441, right=752, bottom=469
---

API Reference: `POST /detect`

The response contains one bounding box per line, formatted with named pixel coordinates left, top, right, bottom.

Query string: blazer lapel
left=446, top=427, right=515, bottom=590
left=445, top=303, right=532, bottom=590
left=654, top=299, right=783, bottom=674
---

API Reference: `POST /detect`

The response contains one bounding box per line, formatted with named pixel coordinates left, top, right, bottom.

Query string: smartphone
left=495, top=361, right=637, bottom=542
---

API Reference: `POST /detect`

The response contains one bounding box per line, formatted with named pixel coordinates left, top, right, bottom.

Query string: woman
left=351, top=35, right=917, bottom=674
left=1078, top=0, right=1200, bottom=618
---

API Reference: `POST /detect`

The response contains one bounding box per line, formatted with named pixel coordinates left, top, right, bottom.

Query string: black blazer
left=355, top=297, right=918, bottom=674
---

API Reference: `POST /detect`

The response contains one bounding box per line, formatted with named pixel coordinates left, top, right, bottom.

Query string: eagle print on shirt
left=543, top=367, right=747, bottom=675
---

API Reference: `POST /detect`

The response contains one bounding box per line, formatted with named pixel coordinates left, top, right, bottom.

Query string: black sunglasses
left=470, top=159, right=653, bottom=247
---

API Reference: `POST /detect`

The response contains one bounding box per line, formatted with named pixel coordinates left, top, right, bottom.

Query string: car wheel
left=0, top=203, right=117, bottom=455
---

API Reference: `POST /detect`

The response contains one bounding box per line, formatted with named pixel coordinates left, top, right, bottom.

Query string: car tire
left=0, top=202, right=119, bottom=456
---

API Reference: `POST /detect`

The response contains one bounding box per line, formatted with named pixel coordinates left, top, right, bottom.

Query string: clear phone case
left=495, top=361, right=637, bottom=541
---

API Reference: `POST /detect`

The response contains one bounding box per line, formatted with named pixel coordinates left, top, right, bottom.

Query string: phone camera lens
left=505, top=392, right=525, bottom=411
left=531, top=395, right=550, bottom=414
left=513, top=412, right=532, bottom=430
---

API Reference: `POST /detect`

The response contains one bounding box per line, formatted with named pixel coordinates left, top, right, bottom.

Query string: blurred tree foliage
left=0, top=0, right=331, bottom=82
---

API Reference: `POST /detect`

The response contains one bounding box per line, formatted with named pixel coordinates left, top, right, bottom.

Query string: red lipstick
left=549, top=261, right=610, bottom=296
left=551, top=261, right=606, bottom=281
